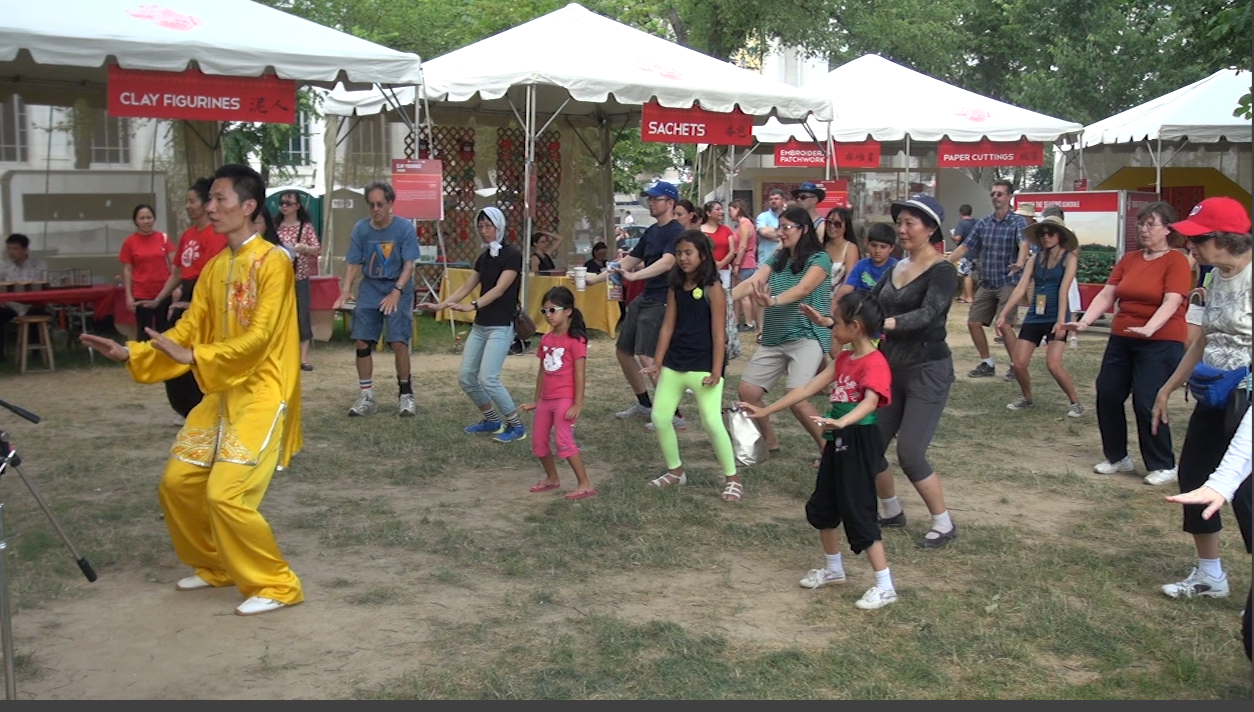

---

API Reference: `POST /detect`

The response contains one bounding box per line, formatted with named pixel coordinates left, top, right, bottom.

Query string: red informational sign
left=1073, top=178, right=1089, bottom=191
left=107, top=66, right=296, bottom=124
left=640, top=102, right=753, bottom=146
left=773, top=139, right=881, bottom=168
left=1016, top=192, right=1119, bottom=213
left=392, top=159, right=444, bottom=221
left=816, top=180, right=850, bottom=210
left=937, top=138, right=1044, bottom=167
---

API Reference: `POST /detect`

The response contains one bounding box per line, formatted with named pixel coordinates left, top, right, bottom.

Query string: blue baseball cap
left=791, top=181, right=826, bottom=202
left=891, top=194, right=945, bottom=227
left=642, top=180, right=679, bottom=201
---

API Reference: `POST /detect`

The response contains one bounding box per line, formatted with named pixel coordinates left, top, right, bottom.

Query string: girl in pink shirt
left=518, top=287, right=597, bottom=500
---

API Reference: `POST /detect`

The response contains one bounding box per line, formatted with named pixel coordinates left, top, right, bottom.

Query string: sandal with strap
left=648, top=471, right=687, bottom=488
left=721, top=479, right=744, bottom=502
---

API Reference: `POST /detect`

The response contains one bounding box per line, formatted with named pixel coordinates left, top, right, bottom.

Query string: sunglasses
left=1040, top=228, right=1061, bottom=237
left=539, top=306, right=567, bottom=315
left=990, top=191, right=1007, bottom=197
left=779, top=222, right=803, bottom=231
left=827, top=220, right=844, bottom=228
left=279, top=200, right=298, bottom=207
left=796, top=194, right=818, bottom=200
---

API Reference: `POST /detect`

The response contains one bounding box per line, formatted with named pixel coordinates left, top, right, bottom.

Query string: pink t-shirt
left=536, top=330, right=588, bottom=401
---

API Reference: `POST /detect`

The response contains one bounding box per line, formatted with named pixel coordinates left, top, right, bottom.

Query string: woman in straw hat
left=994, top=215, right=1084, bottom=416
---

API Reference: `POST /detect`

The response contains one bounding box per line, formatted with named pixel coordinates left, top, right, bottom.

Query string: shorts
left=718, top=268, right=732, bottom=290
left=969, top=283, right=1018, bottom=327
left=351, top=296, right=414, bottom=344
left=807, top=425, right=884, bottom=554
left=738, top=267, right=756, bottom=282
left=741, top=338, right=825, bottom=392
left=615, top=297, right=666, bottom=356
left=1017, top=321, right=1060, bottom=345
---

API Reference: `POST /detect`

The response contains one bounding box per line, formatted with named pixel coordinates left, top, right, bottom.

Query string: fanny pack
left=1188, top=362, right=1251, bottom=410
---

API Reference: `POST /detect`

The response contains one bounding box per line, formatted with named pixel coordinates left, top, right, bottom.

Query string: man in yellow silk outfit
left=83, top=164, right=303, bottom=617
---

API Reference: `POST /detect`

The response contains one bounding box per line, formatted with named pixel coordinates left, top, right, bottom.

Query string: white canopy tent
left=323, top=3, right=832, bottom=303
left=0, top=0, right=423, bottom=272
left=1054, top=67, right=1252, bottom=193
left=753, top=54, right=1083, bottom=178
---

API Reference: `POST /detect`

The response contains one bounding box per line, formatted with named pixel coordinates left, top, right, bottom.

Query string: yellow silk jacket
left=127, top=235, right=303, bottom=469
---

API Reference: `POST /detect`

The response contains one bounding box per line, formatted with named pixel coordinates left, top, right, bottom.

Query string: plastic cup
left=573, top=266, right=587, bottom=292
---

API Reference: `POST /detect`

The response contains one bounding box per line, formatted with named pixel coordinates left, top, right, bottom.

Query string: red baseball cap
left=1169, top=196, right=1252, bottom=236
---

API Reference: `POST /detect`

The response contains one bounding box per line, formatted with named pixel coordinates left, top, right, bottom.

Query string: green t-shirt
left=760, top=250, right=833, bottom=351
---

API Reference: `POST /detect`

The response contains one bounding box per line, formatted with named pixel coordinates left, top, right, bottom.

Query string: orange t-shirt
left=1107, top=250, right=1192, bottom=343
left=176, top=223, right=228, bottom=281
left=119, top=231, right=174, bottom=299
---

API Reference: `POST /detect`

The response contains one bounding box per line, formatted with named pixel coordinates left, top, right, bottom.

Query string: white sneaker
left=1006, top=396, right=1033, bottom=410
left=799, top=568, right=846, bottom=589
left=1066, top=402, right=1085, bottom=418
left=397, top=393, right=416, bottom=417
left=235, top=596, right=289, bottom=616
left=1093, top=456, right=1134, bottom=474
left=1143, top=468, right=1177, bottom=486
left=615, top=403, right=651, bottom=419
left=348, top=391, right=378, bottom=417
left=854, top=586, right=898, bottom=610
left=1161, top=568, right=1230, bottom=599
left=645, top=416, right=687, bottom=432
left=175, top=574, right=212, bottom=591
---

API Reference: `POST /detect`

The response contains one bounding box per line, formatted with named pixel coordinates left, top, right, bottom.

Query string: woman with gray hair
left=1150, top=196, right=1251, bottom=603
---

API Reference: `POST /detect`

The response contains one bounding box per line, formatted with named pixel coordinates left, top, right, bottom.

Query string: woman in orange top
left=1064, top=202, right=1192, bottom=486
left=119, top=203, right=176, bottom=340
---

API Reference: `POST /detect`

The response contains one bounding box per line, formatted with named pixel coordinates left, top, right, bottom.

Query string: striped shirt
left=963, top=211, right=1027, bottom=289
left=761, top=250, right=832, bottom=351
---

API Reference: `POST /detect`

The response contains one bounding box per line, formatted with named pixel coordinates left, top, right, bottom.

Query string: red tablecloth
left=2, top=286, right=116, bottom=320
left=309, top=275, right=339, bottom=309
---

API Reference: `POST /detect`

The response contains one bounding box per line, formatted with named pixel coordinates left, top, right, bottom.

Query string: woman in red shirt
left=119, top=203, right=175, bottom=340
left=701, top=200, right=738, bottom=290
left=1064, top=202, right=1192, bottom=486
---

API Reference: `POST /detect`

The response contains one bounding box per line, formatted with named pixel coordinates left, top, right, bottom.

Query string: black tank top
left=663, top=283, right=717, bottom=375
left=535, top=252, right=556, bottom=272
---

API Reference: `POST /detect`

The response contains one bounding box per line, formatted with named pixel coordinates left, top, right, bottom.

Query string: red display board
left=773, top=139, right=881, bottom=168
left=641, top=102, right=753, bottom=146
left=391, top=159, right=444, bottom=221
left=938, top=138, right=1044, bottom=167
left=107, top=67, right=296, bottom=124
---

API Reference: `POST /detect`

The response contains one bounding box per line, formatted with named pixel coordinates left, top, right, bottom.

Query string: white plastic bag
left=725, top=406, right=766, bottom=466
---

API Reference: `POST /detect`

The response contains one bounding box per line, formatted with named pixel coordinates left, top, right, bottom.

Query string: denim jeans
left=458, top=323, right=517, bottom=416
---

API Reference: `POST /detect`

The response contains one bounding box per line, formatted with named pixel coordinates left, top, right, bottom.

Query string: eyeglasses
left=279, top=200, right=298, bottom=207
left=990, top=191, right=1007, bottom=198
left=1138, top=219, right=1165, bottom=228
left=827, top=220, right=844, bottom=228
left=368, top=201, right=389, bottom=209
left=539, top=306, right=567, bottom=315
left=779, top=223, right=803, bottom=231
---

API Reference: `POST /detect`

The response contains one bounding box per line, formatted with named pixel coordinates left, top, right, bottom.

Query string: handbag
left=512, top=307, right=537, bottom=342
left=1187, top=362, right=1251, bottom=411
left=725, top=405, right=766, bottom=466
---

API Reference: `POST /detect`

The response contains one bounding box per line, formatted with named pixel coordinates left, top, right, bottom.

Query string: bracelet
left=771, top=296, right=779, bottom=307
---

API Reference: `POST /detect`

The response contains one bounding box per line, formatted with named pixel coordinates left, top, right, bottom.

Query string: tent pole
left=904, top=136, right=911, bottom=197
left=600, top=117, right=614, bottom=243
left=1155, top=137, right=1162, bottom=195
left=321, top=114, right=339, bottom=277
left=727, top=144, right=735, bottom=208
left=521, top=83, right=537, bottom=308
left=825, top=122, right=834, bottom=180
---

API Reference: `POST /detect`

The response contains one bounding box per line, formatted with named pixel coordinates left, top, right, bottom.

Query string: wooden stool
left=15, top=315, right=55, bottom=374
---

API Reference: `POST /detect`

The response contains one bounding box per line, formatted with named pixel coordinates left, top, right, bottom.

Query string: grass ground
left=0, top=307, right=1249, bottom=699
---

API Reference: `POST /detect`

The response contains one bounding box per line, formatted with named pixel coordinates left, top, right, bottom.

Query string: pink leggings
left=531, top=397, right=579, bottom=460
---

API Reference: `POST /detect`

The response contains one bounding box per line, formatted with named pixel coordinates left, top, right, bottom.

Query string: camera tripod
left=0, top=397, right=97, bottom=700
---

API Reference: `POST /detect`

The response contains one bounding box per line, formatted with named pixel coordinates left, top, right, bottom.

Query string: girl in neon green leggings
left=642, top=230, right=743, bottom=501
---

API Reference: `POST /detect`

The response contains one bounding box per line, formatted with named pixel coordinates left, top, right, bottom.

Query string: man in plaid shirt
left=947, top=179, right=1029, bottom=379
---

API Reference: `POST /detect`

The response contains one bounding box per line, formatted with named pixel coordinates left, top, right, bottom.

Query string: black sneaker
left=1003, top=366, right=1017, bottom=381
left=967, top=362, right=995, bottom=378
left=878, top=512, right=907, bottom=528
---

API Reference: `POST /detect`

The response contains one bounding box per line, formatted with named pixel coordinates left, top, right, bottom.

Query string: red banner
left=392, top=159, right=444, bottom=221
left=107, top=66, right=296, bottom=124
left=1015, top=192, right=1120, bottom=213
left=773, top=139, right=881, bottom=168
left=641, top=102, right=753, bottom=146
left=937, top=138, right=1044, bottom=167
left=816, top=180, right=850, bottom=210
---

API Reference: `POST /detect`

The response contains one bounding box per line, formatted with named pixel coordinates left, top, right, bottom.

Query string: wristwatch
left=471, top=299, right=479, bottom=310
left=393, top=285, right=404, bottom=292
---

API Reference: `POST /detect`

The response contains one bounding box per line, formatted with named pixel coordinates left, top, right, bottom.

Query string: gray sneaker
left=1003, top=366, right=1017, bottom=381
left=348, top=391, right=378, bottom=417
left=616, top=403, right=652, bottom=419
left=398, top=393, right=416, bottom=417
left=967, top=362, right=995, bottom=378
left=645, top=416, right=687, bottom=432
left=1066, top=402, right=1085, bottom=418
left=1006, top=396, right=1033, bottom=411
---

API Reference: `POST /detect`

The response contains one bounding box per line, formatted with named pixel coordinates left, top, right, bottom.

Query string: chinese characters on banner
left=392, top=160, right=445, bottom=221
left=937, top=138, right=1044, bottom=167
left=772, top=139, right=881, bottom=168
left=640, top=102, right=753, bottom=146
left=107, top=67, right=296, bottom=123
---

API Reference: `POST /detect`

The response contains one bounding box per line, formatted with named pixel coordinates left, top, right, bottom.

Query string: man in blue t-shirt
left=586, top=180, right=684, bottom=425
left=837, top=225, right=898, bottom=299
left=333, top=181, right=420, bottom=418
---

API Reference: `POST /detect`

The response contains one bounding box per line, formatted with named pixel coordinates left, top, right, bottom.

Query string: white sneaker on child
left=854, top=586, right=898, bottom=610
left=798, top=568, right=846, bottom=589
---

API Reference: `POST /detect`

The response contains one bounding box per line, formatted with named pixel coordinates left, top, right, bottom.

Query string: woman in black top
left=530, top=230, right=564, bottom=274
left=870, top=195, right=960, bottom=549
left=424, top=207, right=528, bottom=443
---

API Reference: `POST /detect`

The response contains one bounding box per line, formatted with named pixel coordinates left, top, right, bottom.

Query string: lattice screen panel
left=495, top=128, right=561, bottom=246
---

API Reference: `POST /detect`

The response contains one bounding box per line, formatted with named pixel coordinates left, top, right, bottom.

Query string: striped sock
left=359, top=379, right=373, bottom=391
left=506, top=411, right=523, bottom=428
left=481, top=406, right=501, bottom=423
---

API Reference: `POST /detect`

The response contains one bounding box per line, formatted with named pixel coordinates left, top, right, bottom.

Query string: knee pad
left=355, top=346, right=373, bottom=358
